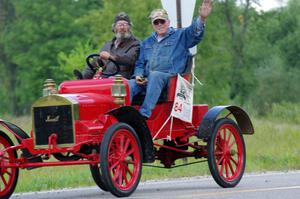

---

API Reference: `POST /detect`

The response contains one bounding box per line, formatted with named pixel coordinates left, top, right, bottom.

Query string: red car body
left=0, top=75, right=254, bottom=198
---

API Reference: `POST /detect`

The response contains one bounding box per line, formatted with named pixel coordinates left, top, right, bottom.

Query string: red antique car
left=0, top=55, right=254, bottom=198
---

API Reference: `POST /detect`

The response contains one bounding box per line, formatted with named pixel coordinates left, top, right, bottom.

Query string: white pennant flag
left=171, top=75, right=193, bottom=123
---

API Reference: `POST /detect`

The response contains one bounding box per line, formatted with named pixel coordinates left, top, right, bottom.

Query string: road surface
left=12, top=171, right=300, bottom=199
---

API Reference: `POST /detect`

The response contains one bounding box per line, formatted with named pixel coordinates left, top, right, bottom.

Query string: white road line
left=177, top=186, right=300, bottom=198
left=12, top=171, right=300, bottom=198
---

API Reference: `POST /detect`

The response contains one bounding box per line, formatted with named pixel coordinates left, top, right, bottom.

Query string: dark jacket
left=83, top=35, right=140, bottom=79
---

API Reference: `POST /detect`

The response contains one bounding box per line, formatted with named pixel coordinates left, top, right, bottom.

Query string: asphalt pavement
left=12, top=171, right=300, bottom=199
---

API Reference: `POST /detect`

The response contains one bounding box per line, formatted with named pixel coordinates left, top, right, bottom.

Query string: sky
left=255, top=0, right=288, bottom=11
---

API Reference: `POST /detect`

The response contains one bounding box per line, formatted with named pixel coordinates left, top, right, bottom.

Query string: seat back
left=182, top=53, right=194, bottom=76
left=166, top=54, right=193, bottom=102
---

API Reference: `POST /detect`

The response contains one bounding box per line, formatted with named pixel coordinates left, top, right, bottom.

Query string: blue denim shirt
left=133, top=18, right=205, bottom=77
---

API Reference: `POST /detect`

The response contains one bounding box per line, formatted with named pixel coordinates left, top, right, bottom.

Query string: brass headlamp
left=43, top=79, right=58, bottom=96
left=111, top=75, right=127, bottom=105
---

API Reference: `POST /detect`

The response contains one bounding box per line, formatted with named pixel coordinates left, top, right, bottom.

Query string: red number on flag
left=174, top=102, right=183, bottom=113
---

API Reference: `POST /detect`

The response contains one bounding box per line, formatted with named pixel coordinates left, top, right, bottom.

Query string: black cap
left=114, top=12, right=131, bottom=25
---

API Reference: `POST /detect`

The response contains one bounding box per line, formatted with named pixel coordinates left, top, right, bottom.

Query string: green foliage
left=58, top=41, right=96, bottom=80
left=0, top=0, right=103, bottom=114
left=78, top=0, right=160, bottom=43
left=251, top=64, right=300, bottom=114
left=194, top=2, right=232, bottom=106
left=244, top=0, right=300, bottom=113
left=0, top=0, right=299, bottom=115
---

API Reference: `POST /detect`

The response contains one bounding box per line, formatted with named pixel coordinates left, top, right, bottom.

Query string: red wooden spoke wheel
left=207, top=118, right=246, bottom=188
left=0, top=131, right=19, bottom=199
left=100, top=123, right=142, bottom=197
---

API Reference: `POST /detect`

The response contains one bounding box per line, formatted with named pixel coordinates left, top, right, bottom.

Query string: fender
left=0, top=119, right=30, bottom=142
left=0, top=119, right=43, bottom=167
left=197, top=105, right=254, bottom=139
left=108, top=106, right=155, bottom=163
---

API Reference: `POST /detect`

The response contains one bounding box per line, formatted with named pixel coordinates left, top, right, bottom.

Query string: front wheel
left=207, top=118, right=246, bottom=188
left=0, top=131, right=19, bottom=199
left=90, top=148, right=108, bottom=192
left=100, top=123, right=142, bottom=197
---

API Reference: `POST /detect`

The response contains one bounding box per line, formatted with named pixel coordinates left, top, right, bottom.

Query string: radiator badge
left=45, top=115, right=60, bottom=122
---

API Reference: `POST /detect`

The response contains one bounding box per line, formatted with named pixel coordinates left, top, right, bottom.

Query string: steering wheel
left=86, top=54, right=120, bottom=77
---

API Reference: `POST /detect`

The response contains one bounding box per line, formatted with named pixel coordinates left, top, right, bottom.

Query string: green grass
left=245, top=118, right=300, bottom=171
left=15, top=161, right=211, bottom=192
left=1, top=114, right=300, bottom=193
left=16, top=166, right=94, bottom=192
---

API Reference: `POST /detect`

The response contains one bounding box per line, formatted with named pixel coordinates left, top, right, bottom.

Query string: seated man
left=80, top=12, right=140, bottom=79
left=129, top=0, right=212, bottom=119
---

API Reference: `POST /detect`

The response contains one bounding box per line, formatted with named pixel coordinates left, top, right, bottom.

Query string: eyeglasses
left=116, top=22, right=129, bottom=27
left=153, top=19, right=166, bottom=26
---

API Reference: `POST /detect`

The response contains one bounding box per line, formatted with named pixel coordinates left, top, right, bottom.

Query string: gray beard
left=115, top=32, right=132, bottom=40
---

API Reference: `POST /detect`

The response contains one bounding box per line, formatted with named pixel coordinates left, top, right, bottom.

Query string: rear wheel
left=207, top=118, right=246, bottom=188
left=0, top=131, right=19, bottom=199
left=100, top=123, right=142, bottom=197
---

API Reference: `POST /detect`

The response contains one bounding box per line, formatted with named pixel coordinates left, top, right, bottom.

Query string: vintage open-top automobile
left=0, top=54, right=254, bottom=198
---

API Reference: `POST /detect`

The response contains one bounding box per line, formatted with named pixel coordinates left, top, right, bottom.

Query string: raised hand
left=199, top=0, right=212, bottom=21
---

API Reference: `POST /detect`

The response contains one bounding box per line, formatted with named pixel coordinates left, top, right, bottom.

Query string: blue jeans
left=129, top=71, right=171, bottom=118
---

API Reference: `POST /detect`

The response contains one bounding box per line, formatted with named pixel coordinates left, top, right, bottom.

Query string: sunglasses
left=116, top=22, right=129, bottom=27
left=153, top=19, right=166, bottom=26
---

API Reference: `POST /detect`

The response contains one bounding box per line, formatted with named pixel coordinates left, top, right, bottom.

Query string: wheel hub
left=230, top=149, right=236, bottom=156
left=125, top=156, right=132, bottom=163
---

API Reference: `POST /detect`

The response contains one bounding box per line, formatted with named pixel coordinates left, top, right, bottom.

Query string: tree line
left=0, top=0, right=299, bottom=116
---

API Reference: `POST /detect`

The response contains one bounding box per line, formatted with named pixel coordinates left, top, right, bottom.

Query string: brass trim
left=111, top=75, right=126, bottom=105
left=43, top=79, right=58, bottom=96
left=31, top=94, right=79, bottom=149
